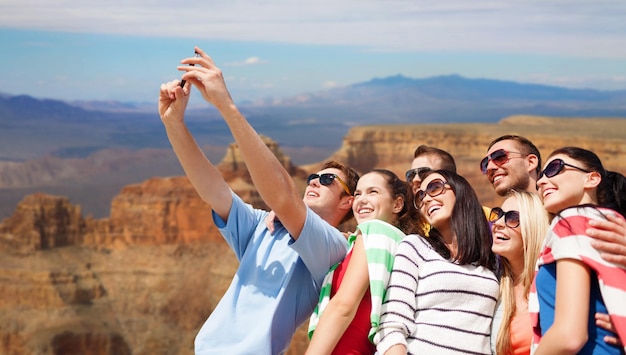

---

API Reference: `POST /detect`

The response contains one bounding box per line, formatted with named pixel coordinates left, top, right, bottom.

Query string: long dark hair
left=420, top=169, right=496, bottom=271
left=368, top=169, right=424, bottom=235
left=548, top=147, right=626, bottom=217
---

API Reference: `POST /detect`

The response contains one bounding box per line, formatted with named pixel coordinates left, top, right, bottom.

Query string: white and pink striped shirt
left=529, top=206, right=626, bottom=354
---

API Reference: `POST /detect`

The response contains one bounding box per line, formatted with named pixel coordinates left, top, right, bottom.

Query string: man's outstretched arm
left=180, top=47, right=308, bottom=237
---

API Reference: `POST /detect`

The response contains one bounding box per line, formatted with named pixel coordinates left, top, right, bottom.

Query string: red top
left=330, top=248, right=375, bottom=355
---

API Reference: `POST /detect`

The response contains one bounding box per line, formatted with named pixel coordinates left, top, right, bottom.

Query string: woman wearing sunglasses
left=306, top=169, right=423, bottom=354
left=490, top=190, right=549, bottom=355
left=490, top=191, right=621, bottom=355
left=375, top=169, right=498, bottom=355
left=531, top=147, right=626, bottom=354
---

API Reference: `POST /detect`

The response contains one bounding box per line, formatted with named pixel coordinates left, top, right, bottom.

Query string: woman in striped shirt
left=375, top=169, right=499, bottom=355
left=531, top=147, right=626, bottom=354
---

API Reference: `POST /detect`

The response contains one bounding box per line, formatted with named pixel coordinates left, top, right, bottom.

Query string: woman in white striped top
left=375, top=169, right=499, bottom=355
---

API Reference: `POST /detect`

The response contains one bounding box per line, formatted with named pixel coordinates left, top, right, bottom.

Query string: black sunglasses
left=306, top=173, right=352, bottom=195
left=480, top=149, right=526, bottom=174
left=405, top=167, right=432, bottom=182
left=414, top=179, right=449, bottom=209
left=538, top=158, right=593, bottom=180
left=489, top=207, right=520, bottom=229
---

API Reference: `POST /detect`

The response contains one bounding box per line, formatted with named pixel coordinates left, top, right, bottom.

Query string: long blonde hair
left=496, top=190, right=549, bottom=355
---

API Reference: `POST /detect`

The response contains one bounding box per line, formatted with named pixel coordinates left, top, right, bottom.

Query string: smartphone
left=180, top=51, right=201, bottom=88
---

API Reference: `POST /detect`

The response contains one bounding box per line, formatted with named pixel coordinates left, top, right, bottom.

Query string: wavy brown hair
left=366, top=169, right=424, bottom=235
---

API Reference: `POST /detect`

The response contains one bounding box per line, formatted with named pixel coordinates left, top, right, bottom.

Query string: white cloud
left=244, top=57, right=261, bottom=65
left=2, top=0, right=626, bottom=58
left=225, top=57, right=266, bottom=67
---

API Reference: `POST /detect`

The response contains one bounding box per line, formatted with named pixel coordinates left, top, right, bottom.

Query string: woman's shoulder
left=557, top=204, right=621, bottom=219
left=358, top=219, right=395, bottom=229
left=552, top=205, right=624, bottom=233
left=357, top=219, right=405, bottom=237
left=399, top=233, right=432, bottom=250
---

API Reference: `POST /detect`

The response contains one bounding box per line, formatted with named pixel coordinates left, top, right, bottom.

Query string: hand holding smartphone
left=180, top=51, right=201, bottom=88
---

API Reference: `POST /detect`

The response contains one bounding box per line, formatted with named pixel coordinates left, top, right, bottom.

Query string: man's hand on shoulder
left=588, top=213, right=626, bottom=267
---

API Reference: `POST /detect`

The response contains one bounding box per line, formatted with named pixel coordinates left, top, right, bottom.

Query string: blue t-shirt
left=536, top=262, right=622, bottom=354
left=194, top=192, right=349, bottom=355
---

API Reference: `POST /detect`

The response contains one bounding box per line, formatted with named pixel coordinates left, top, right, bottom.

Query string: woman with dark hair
left=531, top=146, right=626, bottom=354
left=306, top=169, right=423, bottom=354
left=375, top=169, right=499, bottom=354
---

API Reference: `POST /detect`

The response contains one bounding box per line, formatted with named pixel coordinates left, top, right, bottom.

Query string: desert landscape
left=5, top=1, right=626, bottom=353
left=1, top=116, right=625, bottom=354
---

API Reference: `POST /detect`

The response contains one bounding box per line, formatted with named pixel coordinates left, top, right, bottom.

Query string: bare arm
left=181, top=47, right=308, bottom=238
left=158, top=80, right=232, bottom=220
left=305, top=235, right=370, bottom=354
left=534, top=259, right=591, bottom=355
left=587, top=213, right=626, bottom=267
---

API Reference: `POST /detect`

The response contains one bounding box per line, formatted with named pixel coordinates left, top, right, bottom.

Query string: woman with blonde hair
left=491, top=188, right=622, bottom=355
left=490, top=190, right=549, bottom=355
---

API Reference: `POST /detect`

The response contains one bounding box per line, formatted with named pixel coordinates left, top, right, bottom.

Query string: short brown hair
left=413, top=145, right=457, bottom=173
left=321, top=160, right=360, bottom=224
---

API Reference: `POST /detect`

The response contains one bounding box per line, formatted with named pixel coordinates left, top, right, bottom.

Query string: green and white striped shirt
left=308, top=219, right=405, bottom=342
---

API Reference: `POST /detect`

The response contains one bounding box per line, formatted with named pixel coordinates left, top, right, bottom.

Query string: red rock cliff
left=0, top=118, right=625, bottom=355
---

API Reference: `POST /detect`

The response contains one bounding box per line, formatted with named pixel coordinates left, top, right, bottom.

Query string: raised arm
left=180, top=47, right=308, bottom=237
left=158, top=80, right=232, bottom=220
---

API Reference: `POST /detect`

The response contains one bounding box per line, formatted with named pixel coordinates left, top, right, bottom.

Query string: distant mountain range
left=2, top=74, right=626, bottom=220
left=254, top=74, right=626, bottom=123
left=2, top=74, right=626, bottom=161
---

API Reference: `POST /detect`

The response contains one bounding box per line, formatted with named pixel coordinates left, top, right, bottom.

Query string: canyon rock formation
left=0, top=118, right=625, bottom=354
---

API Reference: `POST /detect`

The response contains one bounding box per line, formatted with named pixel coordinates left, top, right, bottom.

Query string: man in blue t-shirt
left=158, top=46, right=359, bottom=354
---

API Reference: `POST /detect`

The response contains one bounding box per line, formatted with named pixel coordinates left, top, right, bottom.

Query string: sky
left=1, top=0, right=626, bottom=104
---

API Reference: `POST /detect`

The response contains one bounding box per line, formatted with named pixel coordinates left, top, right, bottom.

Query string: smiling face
left=485, top=140, right=533, bottom=196
left=536, top=154, right=596, bottom=214
left=352, top=172, right=402, bottom=224
left=491, top=195, right=524, bottom=264
left=418, top=172, right=455, bottom=232
left=303, top=167, right=350, bottom=213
